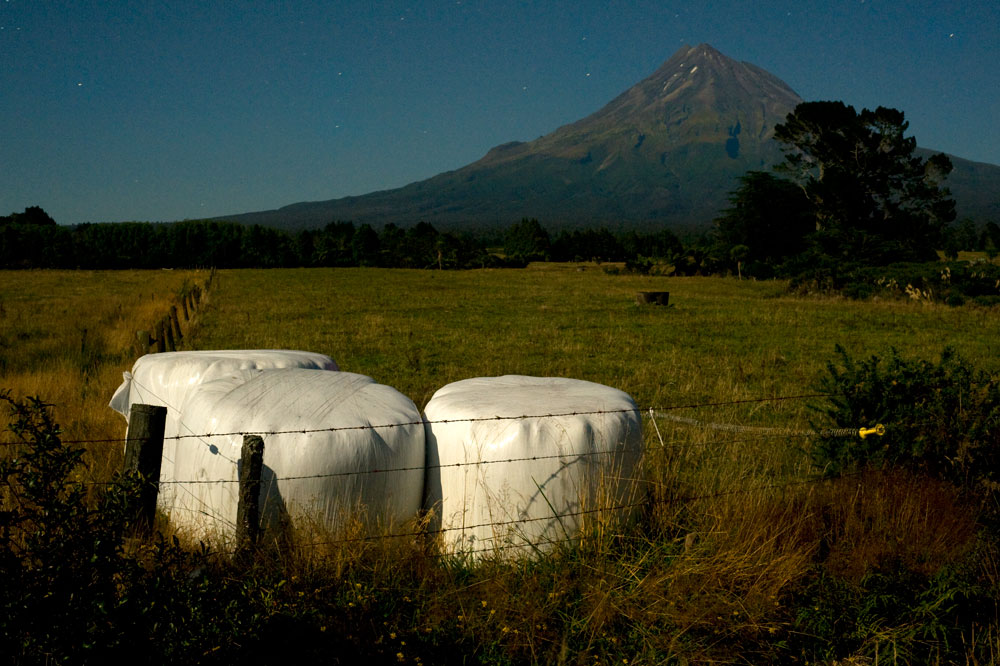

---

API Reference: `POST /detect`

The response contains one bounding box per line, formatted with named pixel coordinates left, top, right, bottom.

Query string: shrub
left=813, top=347, right=1000, bottom=494
left=789, top=541, right=1000, bottom=665
left=0, top=392, right=287, bottom=663
left=1, top=391, right=133, bottom=660
left=835, top=261, right=1000, bottom=305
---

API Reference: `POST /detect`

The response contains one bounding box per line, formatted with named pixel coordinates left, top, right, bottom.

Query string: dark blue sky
left=3, top=0, right=997, bottom=225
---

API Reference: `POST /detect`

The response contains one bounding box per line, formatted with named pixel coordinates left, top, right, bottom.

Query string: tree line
left=3, top=202, right=992, bottom=275
left=0, top=211, right=689, bottom=271
left=4, top=102, right=997, bottom=278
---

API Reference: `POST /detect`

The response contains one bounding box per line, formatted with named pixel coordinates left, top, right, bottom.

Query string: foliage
left=942, top=218, right=982, bottom=259
left=0, top=391, right=136, bottom=660
left=775, top=101, right=956, bottom=265
left=789, top=259, right=1000, bottom=306
left=0, top=206, right=56, bottom=227
left=0, top=209, right=706, bottom=274
left=788, top=541, right=1000, bottom=665
left=503, top=218, right=551, bottom=262
left=713, top=170, right=815, bottom=276
left=814, top=346, right=1000, bottom=493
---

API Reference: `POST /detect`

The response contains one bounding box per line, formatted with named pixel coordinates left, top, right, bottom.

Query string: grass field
left=0, top=269, right=210, bottom=478
left=2, top=265, right=998, bottom=664
left=196, top=264, right=998, bottom=410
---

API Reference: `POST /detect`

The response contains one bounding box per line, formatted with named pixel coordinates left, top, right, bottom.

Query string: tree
left=982, top=222, right=1000, bottom=259
left=404, top=221, right=442, bottom=268
left=504, top=218, right=550, bottom=262
left=351, top=224, right=380, bottom=266
left=714, top=170, right=814, bottom=275
left=1, top=206, right=56, bottom=226
left=774, top=102, right=955, bottom=265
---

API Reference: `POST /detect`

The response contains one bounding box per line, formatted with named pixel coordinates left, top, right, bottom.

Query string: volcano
left=224, top=44, right=1000, bottom=231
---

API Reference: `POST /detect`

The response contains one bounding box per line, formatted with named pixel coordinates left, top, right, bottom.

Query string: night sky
left=3, top=0, right=998, bottom=225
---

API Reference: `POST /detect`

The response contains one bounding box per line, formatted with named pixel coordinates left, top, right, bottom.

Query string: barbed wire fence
left=0, top=392, right=886, bottom=556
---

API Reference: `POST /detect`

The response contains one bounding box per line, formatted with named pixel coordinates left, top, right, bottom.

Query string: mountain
left=224, top=44, right=1000, bottom=232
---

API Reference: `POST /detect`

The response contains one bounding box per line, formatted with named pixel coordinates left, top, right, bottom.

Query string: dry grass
left=0, top=269, right=211, bottom=480
left=3, top=265, right=998, bottom=663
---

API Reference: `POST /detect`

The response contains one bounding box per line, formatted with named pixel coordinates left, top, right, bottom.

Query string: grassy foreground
left=2, top=265, right=999, bottom=664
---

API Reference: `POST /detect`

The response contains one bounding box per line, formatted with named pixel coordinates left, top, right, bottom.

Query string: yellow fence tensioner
left=858, top=424, right=886, bottom=439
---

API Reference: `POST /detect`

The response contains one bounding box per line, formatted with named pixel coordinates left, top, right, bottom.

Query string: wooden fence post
left=123, top=404, right=167, bottom=532
left=154, top=320, right=167, bottom=353
left=235, top=435, right=265, bottom=558
left=135, top=330, right=153, bottom=356
left=181, top=294, right=190, bottom=321
left=170, top=305, right=183, bottom=342
left=163, top=316, right=176, bottom=351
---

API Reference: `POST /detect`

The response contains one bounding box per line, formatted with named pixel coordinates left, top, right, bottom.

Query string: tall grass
left=3, top=265, right=998, bottom=663
left=189, top=265, right=1000, bottom=662
left=0, top=269, right=209, bottom=480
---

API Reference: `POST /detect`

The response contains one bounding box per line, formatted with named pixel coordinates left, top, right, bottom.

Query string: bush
left=0, top=392, right=291, bottom=663
left=788, top=540, right=1000, bottom=665
left=813, top=347, right=1000, bottom=494
left=813, top=260, right=1000, bottom=305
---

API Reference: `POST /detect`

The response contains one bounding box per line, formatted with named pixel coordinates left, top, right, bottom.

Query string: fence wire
left=299, top=470, right=866, bottom=551
left=0, top=390, right=881, bottom=555
left=0, top=392, right=840, bottom=448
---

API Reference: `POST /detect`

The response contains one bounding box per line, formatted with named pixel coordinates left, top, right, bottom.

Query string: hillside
left=223, top=44, right=1000, bottom=232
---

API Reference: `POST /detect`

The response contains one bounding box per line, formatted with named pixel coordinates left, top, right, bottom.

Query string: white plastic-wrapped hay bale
left=108, top=350, right=338, bottom=508
left=166, top=368, right=424, bottom=542
left=108, top=350, right=339, bottom=422
left=423, top=375, right=643, bottom=557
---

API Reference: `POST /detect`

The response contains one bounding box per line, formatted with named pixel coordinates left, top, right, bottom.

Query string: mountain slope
left=224, top=44, right=999, bottom=231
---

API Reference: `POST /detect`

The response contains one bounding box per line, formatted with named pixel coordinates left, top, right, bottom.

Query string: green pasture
left=195, top=264, right=997, bottom=418
left=4, top=266, right=998, bottom=664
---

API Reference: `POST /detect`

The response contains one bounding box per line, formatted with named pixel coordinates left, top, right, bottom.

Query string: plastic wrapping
left=108, top=350, right=339, bottom=421
left=423, top=375, right=643, bottom=557
left=165, top=369, right=425, bottom=541
left=108, top=350, right=339, bottom=510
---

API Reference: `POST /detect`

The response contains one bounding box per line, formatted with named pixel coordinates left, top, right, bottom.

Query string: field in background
left=195, top=265, right=1000, bottom=662
left=0, top=269, right=209, bottom=479
left=3, top=265, right=998, bottom=663
left=197, top=263, right=998, bottom=409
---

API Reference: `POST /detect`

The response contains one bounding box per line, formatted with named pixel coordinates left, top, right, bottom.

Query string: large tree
left=714, top=170, right=814, bottom=275
left=504, top=218, right=551, bottom=262
left=774, top=101, right=955, bottom=264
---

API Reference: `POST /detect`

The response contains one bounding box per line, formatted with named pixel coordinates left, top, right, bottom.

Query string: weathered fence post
left=170, top=305, right=183, bottom=342
left=181, top=294, right=190, bottom=321
left=154, top=320, right=167, bottom=353
left=163, top=316, right=176, bottom=351
left=235, top=435, right=265, bottom=559
left=135, top=330, right=153, bottom=356
left=123, top=404, right=167, bottom=533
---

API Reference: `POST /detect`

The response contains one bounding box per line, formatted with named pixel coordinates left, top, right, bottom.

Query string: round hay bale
left=108, top=350, right=339, bottom=520
left=423, top=375, right=643, bottom=557
left=167, top=369, right=424, bottom=543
